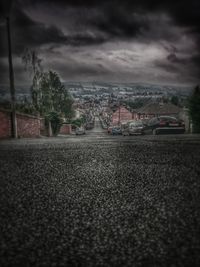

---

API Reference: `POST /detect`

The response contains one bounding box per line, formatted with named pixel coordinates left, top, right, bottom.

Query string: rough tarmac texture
left=0, top=138, right=200, bottom=267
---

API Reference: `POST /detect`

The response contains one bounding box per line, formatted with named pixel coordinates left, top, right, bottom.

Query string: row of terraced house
left=101, top=101, right=191, bottom=132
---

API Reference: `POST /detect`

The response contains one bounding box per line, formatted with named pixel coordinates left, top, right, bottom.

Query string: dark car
left=85, top=122, right=94, bottom=130
left=144, top=116, right=185, bottom=135
left=111, top=126, right=122, bottom=135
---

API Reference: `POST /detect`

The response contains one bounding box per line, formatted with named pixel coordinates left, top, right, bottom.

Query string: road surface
left=89, top=116, right=106, bottom=134
left=0, top=125, right=200, bottom=266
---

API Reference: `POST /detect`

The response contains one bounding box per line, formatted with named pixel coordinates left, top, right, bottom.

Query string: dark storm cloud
left=18, top=0, right=200, bottom=29
left=0, top=0, right=199, bottom=85
left=13, top=20, right=66, bottom=49
left=165, top=52, right=200, bottom=76
left=1, top=0, right=200, bottom=47
left=154, top=60, right=179, bottom=74
left=11, top=8, right=108, bottom=47
left=155, top=52, right=200, bottom=78
left=167, top=53, right=187, bottom=64
left=65, top=34, right=107, bottom=47
left=4, top=0, right=198, bottom=44
left=0, top=7, right=68, bottom=57
left=92, top=7, right=149, bottom=39
left=0, top=7, right=108, bottom=57
left=189, top=55, right=200, bottom=76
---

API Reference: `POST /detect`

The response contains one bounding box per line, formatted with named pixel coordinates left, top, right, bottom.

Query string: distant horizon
left=0, top=80, right=197, bottom=89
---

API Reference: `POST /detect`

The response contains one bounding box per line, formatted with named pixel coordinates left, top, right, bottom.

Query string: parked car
left=75, top=127, right=86, bottom=135
left=107, top=126, right=113, bottom=134
left=85, top=122, right=94, bottom=130
left=102, top=123, right=107, bottom=129
left=144, top=116, right=185, bottom=135
left=122, top=120, right=145, bottom=136
left=112, top=126, right=122, bottom=135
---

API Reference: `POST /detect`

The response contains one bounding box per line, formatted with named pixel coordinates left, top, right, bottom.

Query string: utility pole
left=118, top=101, right=121, bottom=125
left=6, top=16, right=17, bottom=138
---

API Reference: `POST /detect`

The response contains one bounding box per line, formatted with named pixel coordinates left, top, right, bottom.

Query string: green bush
left=71, top=119, right=82, bottom=128
left=70, top=115, right=86, bottom=128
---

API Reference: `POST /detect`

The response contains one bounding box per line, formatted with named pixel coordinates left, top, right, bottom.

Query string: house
left=136, top=102, right=182, bottom=120
left=111, top=106, right=133, bottom=125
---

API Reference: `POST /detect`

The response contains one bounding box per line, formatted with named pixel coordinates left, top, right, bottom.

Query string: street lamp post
left=6, top=16, right=17, bottom=138
left=118, top=100, right=121, bottom=125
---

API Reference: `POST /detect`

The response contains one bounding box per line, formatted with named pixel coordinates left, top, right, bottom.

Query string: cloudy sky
left=0, top=0, right=200, bottom=86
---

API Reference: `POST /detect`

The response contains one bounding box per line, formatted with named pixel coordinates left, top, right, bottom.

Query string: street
left=90, top=116, right=105, bottom=134
left=1, top=128, right=200, bottom=266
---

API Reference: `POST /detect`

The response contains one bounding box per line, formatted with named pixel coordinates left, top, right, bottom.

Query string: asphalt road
left=1, top=132, right=200, bottom=267
left=90, top=117, right=105, bottom=134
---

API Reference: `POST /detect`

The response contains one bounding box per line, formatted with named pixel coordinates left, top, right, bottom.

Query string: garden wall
left=0, top=110, right=11, bottom=138
left=0, top=109, right=41, bottom=138
left=59, top=124, right=72, bottom=135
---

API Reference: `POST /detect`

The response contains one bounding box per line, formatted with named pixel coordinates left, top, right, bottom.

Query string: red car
left=107, top=126, right=113, bottom=134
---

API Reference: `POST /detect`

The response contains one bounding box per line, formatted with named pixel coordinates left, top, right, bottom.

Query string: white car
left=122, top=120, right=145, bottom=135
left=75, top=127, right=86, bottom=135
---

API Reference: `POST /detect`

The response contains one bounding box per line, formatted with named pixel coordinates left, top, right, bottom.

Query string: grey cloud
left=154, top=60, right=179, bottom=73
left=0, top=57, right=30, bottom=84
left=166, top=53, right=187, bottom=64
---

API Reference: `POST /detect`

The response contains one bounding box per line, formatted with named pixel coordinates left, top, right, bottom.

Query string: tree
left=71, top=118, right=83, bottom=128
left=15, top=96, right=36, bottom=115
left=188, top=85, right=200, bottom=133
left=36, top=70, right=74, bottom=135
left=22, top=49, right=43, bottom=112
left=22, top=50, right=75, bottom=136
left=171, top=95, right=179, bottom=106
left=37, top=70, right=74, bottom=117
left=162, top=97, right=169, bottom=103
left=22, top=49, right=74, bottom=121
left=46, top=111, right=63, bottom=136
left=124, top=99, right=147, bottom=110
left=62, top=97, right=75, bottom=122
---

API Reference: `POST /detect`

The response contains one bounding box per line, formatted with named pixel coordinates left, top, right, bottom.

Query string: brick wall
left=0, top=109, right=41, bottom=139
left=40, top=118, right=46, bottom=136
left=0, top=110, right=11, bottom=138
left=59, top=124, right=71, bottom=135
left=17, top=113, right=40, bottom=138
